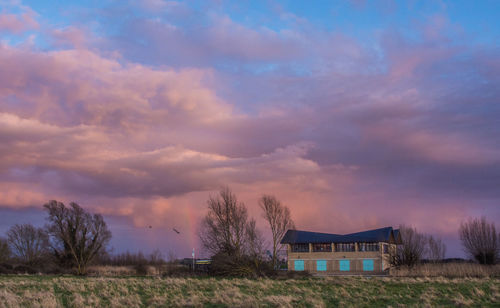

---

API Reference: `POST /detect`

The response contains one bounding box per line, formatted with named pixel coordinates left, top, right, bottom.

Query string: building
left=280, top=226, right=402, bottom=274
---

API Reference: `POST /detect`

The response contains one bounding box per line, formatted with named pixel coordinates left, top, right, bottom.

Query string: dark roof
left=280, top=226, right=399, bottom=244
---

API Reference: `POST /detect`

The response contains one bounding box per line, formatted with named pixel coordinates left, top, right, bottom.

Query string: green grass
left=0, top=275, right=498, bottom=307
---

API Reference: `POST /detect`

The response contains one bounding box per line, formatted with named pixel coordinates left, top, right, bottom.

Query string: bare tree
left=245, top=218, right=266, bottom=269
left=44, top=200, right=112, bottom=275
left=199, top=187, right=249, bottom=257
left=459, top=217, right=498, bottom=265
left=200, top=187, right=271, bottom=276
left=390, top=225, right=427, bottom=267
left=149, top=249, right=164, bottom=275
left=259, top=195, right=295, bottom=269
left=0, top=237, right=11, bottom=263
left=165, top=250, right=178, bottom=273
left=427, top=235, right=446, bottom=262
left=7, top=224, right=48, bottom=266
left=167, top=250, right=177, bottom=263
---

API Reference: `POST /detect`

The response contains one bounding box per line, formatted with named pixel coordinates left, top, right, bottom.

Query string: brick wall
left=286, top=243, right=393, bottom=274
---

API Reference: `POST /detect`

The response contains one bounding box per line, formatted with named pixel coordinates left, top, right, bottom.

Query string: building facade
left=280, top=227, right=402, bottom=274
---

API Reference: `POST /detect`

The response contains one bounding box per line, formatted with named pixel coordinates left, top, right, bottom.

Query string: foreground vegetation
left=390, top=263, right=500, bottom=278
left=0, top=275, right=498, bottom=307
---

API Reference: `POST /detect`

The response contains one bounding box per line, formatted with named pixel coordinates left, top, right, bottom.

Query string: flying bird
left=173, top=228, right=180, bottom=234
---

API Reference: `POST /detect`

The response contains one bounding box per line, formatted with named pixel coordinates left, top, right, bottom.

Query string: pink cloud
left=0, top=8, right=38, bottom=34
left=50, top=27, right=89, bottom=49
left=365, top=123, right=500, bottom=166
left=0, top=4, right=499, bottom=259
left=0, top=46, right=232, bottom=130
left=205, top=15, right=302, bottom=61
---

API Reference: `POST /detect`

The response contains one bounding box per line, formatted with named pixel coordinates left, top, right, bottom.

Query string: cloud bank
left=0, top=1, right=499, bottom=257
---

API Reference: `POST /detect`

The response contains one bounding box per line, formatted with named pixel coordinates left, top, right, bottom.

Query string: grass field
left=0, top=276, right=498, bottom=307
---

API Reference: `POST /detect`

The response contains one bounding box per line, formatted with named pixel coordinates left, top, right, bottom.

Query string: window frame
left=291, top=243, right=310, bottom=252
left=358, top=242, right=380, bottom=252
left=312, top=243, right=332, bottom=252
left=335, top=243, right=355, bottom=252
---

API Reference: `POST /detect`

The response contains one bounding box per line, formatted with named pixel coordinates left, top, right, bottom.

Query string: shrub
left=209, top=253, right=274, bottom=277
left=162, top=265, right=199, bottom=277
left=0, top=263, right=13, bottom=270
left=13, top=265, right=37, bottom=274
left=0, top=263, right=14, bottom=274
left=134, top=263, right=149, bottom=275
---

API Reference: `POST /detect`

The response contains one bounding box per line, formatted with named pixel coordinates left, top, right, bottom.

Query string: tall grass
left=0, top=275, right=497, bottom=307
left=390, top=263, right=500, bottom=278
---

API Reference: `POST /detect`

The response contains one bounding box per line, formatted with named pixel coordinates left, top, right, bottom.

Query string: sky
left=0, top=0, right=499, bottom=259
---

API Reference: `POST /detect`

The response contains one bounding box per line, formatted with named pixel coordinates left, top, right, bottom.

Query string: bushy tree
left=459, top=217, right=498, bottom=264
left=44, top=200, right=111, bottom=275
left=259, top=195, right=295, bottom=269
left=7, top=224, right=48, bottom=266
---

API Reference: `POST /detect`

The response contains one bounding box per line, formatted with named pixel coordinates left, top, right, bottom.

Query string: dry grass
left=0, top=275, right=497, bottom=307
left=390, top=263, right=500, bottom=278
left=86, top=265, right=158, bottom=276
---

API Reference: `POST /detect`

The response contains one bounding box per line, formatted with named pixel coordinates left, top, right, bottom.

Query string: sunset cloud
left=0, top=1, right=499, bottom=257
left=0, top=6, right=38, bottom=34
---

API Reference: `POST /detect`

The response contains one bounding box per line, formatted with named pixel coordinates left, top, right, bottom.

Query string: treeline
left=97, top=250, right=165, bottom=267
left=199, top=187, right=499, bottom=277
left=198, top=187, right=295, bottom=277
left=389, top=225, right=447, bottom=267
left=0, top=201, right=112, bottom=275
left=0, top=190, right=498, bottom=277
left=0, top=201, right=173, bottom=276
left=391, top=217, right=499, bottom=267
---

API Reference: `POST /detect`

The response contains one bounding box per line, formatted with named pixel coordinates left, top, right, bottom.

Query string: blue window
left=316, top=260, right=327, bottom=271
left=363, top=259, right=374, bottom=271
left=294, top=260, right=304, bottom=271
left=339, top=260, right=350, bottom=271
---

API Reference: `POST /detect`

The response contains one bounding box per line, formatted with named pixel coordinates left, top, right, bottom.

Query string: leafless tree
left=149, top=249, right=165, bottom=275
left=44, top=200, right=112, bottom=275
left=245, top=218, right=266, bottom=269
left=459, top=217, right=498, bottom=264
left=7, top=224, right=49, bottom=266
left=426, top=235, right=446, bottom=262
left=390, top=225, right=427, bottom=267
left=165, top=250, right=178, bottom=273
left=259, top=195, right=295, bottom=269
left=0, top=237, right=11, bottom=263
left=200, top=187, right=271, bottom=276
left=199, top=187, right=249, bottom=257
left=167, top=250, right=177, bottom=263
